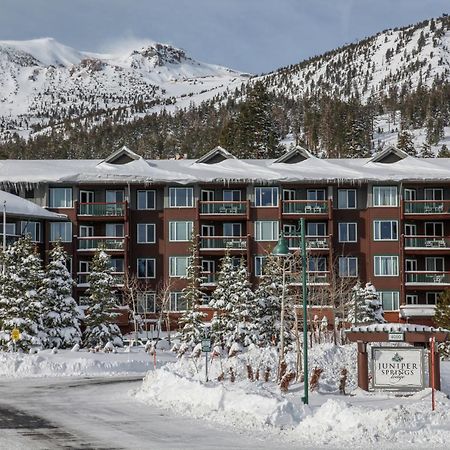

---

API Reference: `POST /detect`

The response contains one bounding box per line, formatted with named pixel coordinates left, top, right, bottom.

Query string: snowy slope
left=0, top=38, right=249, bottom=139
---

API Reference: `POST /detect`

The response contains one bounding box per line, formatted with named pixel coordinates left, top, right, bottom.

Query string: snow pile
left=0, top=349, right=174, bottom=378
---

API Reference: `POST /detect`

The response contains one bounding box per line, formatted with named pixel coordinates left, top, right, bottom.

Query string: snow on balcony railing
left=404, top=235, right=450, bottom=249
left=285, top=234, right=330, bottom=250
left=78, top=202, right=126, bottom=216
left=282, top=200, right=328, bottom=215
left=404, top=200, right=450, bottom=214
left=77, top=236, right=125, bottom=251
left=199, top=201, right=247, bottom=215
left=199, top=236, right=247, bottom=250
left=405, top=271, right=450, bottom=285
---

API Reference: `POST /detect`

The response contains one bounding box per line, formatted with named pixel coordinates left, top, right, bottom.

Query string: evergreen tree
left=0, top=236, right=46, bottom=351
left=83, top=250, right=123, bottom=347
left=347, top=281, right=385, bottom=325
left=420, top=141, right=434, bottom=158
left=434, top=290, right=450, bottom=357
left=397, top=128, right=416, bottom=156
left=42, top=242, right=82, bottom=349
left=179, top=235, right=206, bottom=346
left=437, top=144, right=450, bottom=158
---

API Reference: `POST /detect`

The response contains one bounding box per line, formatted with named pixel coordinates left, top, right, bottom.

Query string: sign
left=201, top=339, right=211, bottom=353
left=388, top=332, right=404, bottom=342
left=11, top=328, right=20, bottom=342
left=372, top=347, right=425, bottom=391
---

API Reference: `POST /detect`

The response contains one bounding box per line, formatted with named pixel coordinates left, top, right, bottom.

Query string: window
left=255, top=221, right=279, bottom=241
left=169, top=187, right=193, bottom=207
left=338, top=257, right=358, bottom=277
left=137, top=292, right=156, bottom=313
left=307, top=189, right=326, bottom=201
left=425, top=222, right=443, bottom=236
left=110, top=258, right=124, bottom=273
left=403, top=189, right=416, bottom=201
left=0, top=223, right=16, bottom=235
left=79, top=225, right=94, bottom=237
left=137, top=224, right=156, bottom=243
left=20, top=221, right=41, bottom=242
left=338, top=189, right=357, bottom=209
left=426, top=292, right=441, bottom=305
left=255, top=256, right=267, bottom=276
left=223, top=190, right=241, bottom=201
left=424, top=188, right=443, bottom=201
left=137, top=190, right=156, bottom=210
left=404, top=223, right=417, bottom=236
left=169, top=256, right=190, bottom=277
left=338, top=223, right=357, bottom=242
left=169, top=221, right=193, bottom=241
left=49, top=188, right=72, bottom=208
left=106, top=190, right=124, bottom=203
left=137, top=258, right=156, bottom=278
left=373, top=186, right=397, bottom=207
left=50, top=222, right=72, bottom=242
left=308, top=256, right=327, bottom=272
left=425, top=257, right=444, bottom=272
left=307, top=222, right=326, bottom=236
left=283, top=189, right=296, bottom=201
left=106, top=223, right=124, bottom=237
left=254, top=187, right=278, bottom=207
left=373, top=220, right=398, bottom=241
left=223, top=223, right=242, bottom=237
left=379, top=291, right=399, bottom=311
left=406, top=294, right=418, bottom=305
left=169, top=292, right=188, bottom=311
left=374, top=256, right=399, bottom=276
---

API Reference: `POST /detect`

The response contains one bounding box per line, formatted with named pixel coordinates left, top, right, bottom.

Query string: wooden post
left=357, top=341, right=369, bottom=391
left=428, top=338, right=440, bottom=392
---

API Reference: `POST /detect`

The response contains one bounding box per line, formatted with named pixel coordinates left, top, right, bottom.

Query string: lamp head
left=272, top=233, right=290, bottom=257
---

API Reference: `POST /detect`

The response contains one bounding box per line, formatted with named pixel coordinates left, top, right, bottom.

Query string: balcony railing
left=78, top=202, right=126, bottom=217
left=77, top=272, right=125, bottom=286
left=78, top=236, right=125, bottom=251
left=404, top=235, right=450, bottom=249
left=0, top=234, right=21, bottom=246
left=199, top=201, right=247, bottom=215
left=287, top=271, right=330, bottom=285
left=199, top=235, right=247, bottom=250
left=282, top=200, right=329, bottom=215
left=405, top=271, right=450, bottom=285
left=285, top=234, right=330, bottom=250
left=404, top=200, right=450, bottom=215
left=200, top=272, right=216, bottom=285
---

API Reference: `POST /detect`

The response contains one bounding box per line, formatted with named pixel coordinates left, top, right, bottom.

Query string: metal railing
left=404, top=235, right=450, bottom=249
left=283, top=200, right=329, bottom=215
left=78, top=202, right=126, bottom=216
left=200, top=272, right=216, bottom=285
left=405, top=271, right=450, bottom=285
left=199, top=201, right=247, bottom=215
left=287, top=271, right=330, bottom=285
left=77, top=271, right=125, bottom=286
left=77, top=236, right=125, bottom=250
left=404, top=200, right=450, bottom=214
left=199, top=235, right=247, bottom=250
left=285, top=234, right=330, bottom=249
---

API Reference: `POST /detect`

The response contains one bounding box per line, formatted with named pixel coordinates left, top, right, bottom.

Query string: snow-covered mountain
left=0, top=38, right=249, bottom=139
left=260, top=16, right=450, bottom=101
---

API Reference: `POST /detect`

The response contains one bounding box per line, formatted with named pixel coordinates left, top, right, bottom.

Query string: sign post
left=201, top=338, right=211, bottom=382
left=11, top=328, right=20, bottom=352
left=430, top=337, right=436, bottom=411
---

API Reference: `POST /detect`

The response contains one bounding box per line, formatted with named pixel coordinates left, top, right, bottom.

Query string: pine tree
left=83, top=250, right=123, bottom=347
left=420, top=141, right=434, bottom=158
left=42, top=242, right=82, bottom=349
left=397, top=128, right=416, bottom=156
left=0, top=236, right=46, bottom=351
left=346, top=281, right=385, bottom=325
left=437, top=144, right=450, bottom=158
left=179, top=235, right=206, bottom=346
left=434, top=290, right=450, bottom=357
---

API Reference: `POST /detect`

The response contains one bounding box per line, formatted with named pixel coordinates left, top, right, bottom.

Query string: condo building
left=1, top=145, right=449, bottom=328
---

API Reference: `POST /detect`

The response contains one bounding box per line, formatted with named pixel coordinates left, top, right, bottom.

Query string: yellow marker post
left=11, top=328, right=20, bottom=351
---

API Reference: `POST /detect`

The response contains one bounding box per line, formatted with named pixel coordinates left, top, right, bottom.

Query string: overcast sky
left=0, top=0, right=448, bottom=74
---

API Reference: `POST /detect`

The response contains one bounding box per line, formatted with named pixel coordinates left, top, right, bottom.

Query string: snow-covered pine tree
left=433, top=290, right=450, bottom=357
left=83, top=250, right=123, bottom=348
left=397, top=128, right=416, bottom=156
left=362, top=282, right=385, bottom=324
left=346, top=281, right=385, bottom=325
left=41, top=241, right=82, bottom=349
left=0, top=236, right=46, bottom=351
left=179, top=234, right=206, bottom=347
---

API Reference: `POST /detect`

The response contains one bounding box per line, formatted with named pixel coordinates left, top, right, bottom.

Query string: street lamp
left=272, top=218, right=309, bottom=405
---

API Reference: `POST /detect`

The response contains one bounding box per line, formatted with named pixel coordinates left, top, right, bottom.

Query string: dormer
left=100, top=146, right=142, bottom=165
left=273, top=146, right=314, bottom=164
left=195, top=146, right=236, bottom=164
left=370, top=146, right=409, bottom=164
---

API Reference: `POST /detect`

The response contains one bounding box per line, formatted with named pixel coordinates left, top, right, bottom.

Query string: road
left=0, top=376, right=297, bottom=450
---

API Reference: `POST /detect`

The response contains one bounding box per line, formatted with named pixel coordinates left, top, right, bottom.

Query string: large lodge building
left=1, top=145, right=450, bottom=328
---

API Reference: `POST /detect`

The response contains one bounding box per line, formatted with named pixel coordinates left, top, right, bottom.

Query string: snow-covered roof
left=1, top=148, right=450, bottom=186
left=348, top=323, right=450, bottom=333
left=0, top=190, right=66, bottom=220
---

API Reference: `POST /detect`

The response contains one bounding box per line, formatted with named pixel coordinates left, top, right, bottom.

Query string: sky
left=0, top=0, right=448, bottom=74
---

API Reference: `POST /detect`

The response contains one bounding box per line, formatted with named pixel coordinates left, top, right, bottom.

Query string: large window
left=106, top=223, right=124, bottom=237
left=373, top=220, right=398, bottom=241
left=106, top=190, right=124, bottom=203
left=338, top=223, right=357, bottom=242
left=338, top=189, right=357, bottom=209
left=307, top=189, right=326, bottom=201
left=223, top=223, right=242, bottom=237
left=307, top=222, right=326, bottom=236
left=373, top=186, right=398, bottom=207
left=426, top=292, right=441, bottom=305
left=425, top=222, right=444, bottom=236
left=0, top=223, right=16, bottom=236
left=254, top=187, right=279, bottom=207
left=169, top=292, right=188, bottom=311
left=137, top=190, right=156, bottom=210
left=110, top=258, right=124, bottom=273
left=169, top=256, right=190, bottom=277
left=20, top=221, right=41, bottom=242
left=137, top=224, right=156, bottom=243
left=49, top=188, right=72, bottom=208
left=137, top=258, right=156, bottom=279
left=308, top=256, right=327, bottom=272
left=137, top=292, right=156, bottom=313
left=255, top=256, right=267, bottom=277
left=374, top=256, right=399, bottom=276
left=223, top=190, right=241, bottom=201
left=169, top=221, right=193, bottom=241
left=50, top=222, right=72, bottom=242
left=379, top=291, right=399, bottom=311
left=338, top=257, right=358, bottom=277
left=255, top=221, right=279, bottom=241
left=169, top=187, right=193, bottom=207
left=425, top=257, right=444, bottom=272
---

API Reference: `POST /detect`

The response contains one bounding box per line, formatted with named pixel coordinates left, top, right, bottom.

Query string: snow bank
left=0, top=349, right=175, bottom=378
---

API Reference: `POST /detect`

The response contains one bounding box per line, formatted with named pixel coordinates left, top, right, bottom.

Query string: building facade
left=1, top=145, right=449, bottom=328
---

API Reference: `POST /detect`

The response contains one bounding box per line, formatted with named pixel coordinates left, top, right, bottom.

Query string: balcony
left=0, top=234, right=21, bottom=246
left=287, top=271, right=330, bottom=286
left=77, top=271, right=125, bottom=287
left=285, top=234, right=330, bottom=250
left=200, top=272, right=216, bottom=286
left=404, top=200, right=450, bottom=215
left=405, top=271, right=450, bottom=286
left=199, top=235, right=247, bottom=251
left=282, top=200, right=329, bottom=216
left=199, top=201, right=247, bottom=217
left=77, top=202, right=126, bottom=218
left=399, top=304, right=436, bottom=318
left=404, top=235, right=450, bottom=250
left=77, top=236, right=125, bottom=251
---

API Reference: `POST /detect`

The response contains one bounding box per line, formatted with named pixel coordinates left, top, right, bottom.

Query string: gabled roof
left=369, top=146, right=409, bottom=164
left=195, top=146, right=236, bottom=164
left=99, top=146, right=142, bottom=165
left=273, top=146, right=314, bottom=164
